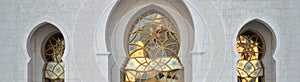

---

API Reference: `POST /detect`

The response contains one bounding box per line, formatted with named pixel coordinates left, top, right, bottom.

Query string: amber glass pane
left=123, top=9, right=184, bottom=82
left=236, top=31, right=264, bottom=82
left=44, top=33, right=65, bottom=82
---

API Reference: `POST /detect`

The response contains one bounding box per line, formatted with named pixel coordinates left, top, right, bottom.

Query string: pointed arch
left=235, top=19, right=276, bottom=82
left=106, top=0, right=194, bottom=82
left=27, top=22, right=66, bottom=82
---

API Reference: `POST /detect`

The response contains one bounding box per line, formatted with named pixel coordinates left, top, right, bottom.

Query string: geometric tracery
left=237, top=31, right=264, bottom=82
left=43, top=33, right=65, bottom=82
left=123, top=9, right=184, bottom=82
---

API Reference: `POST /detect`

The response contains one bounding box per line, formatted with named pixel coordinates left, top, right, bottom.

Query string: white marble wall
left=0, top=0, right=299, bottom=82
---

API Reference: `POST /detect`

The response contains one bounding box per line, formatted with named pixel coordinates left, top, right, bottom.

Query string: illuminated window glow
left=123, top=9, right=184, bottom=82
left=237, top=31, right=264, bottom=82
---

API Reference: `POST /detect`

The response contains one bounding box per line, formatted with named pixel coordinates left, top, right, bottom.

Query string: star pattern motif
left=124, top=9, right=184, bottom=82
left=44, top=33, right=65, bottom=82
left=237, top=32, right=264, bottom=82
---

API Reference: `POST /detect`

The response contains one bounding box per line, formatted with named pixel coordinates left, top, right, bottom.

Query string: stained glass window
left=123, top=9, right=184, bottom=82
left=43, top=33, right=65, bottom=82
left=236, top=31, right=264, bottom=82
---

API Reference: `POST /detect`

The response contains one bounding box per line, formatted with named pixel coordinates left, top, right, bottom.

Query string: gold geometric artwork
left=43, top=33, right=65, bottom=82
left=123, top=9, right=184, bottom=82
left=236, top=31, right=264, bottom=82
